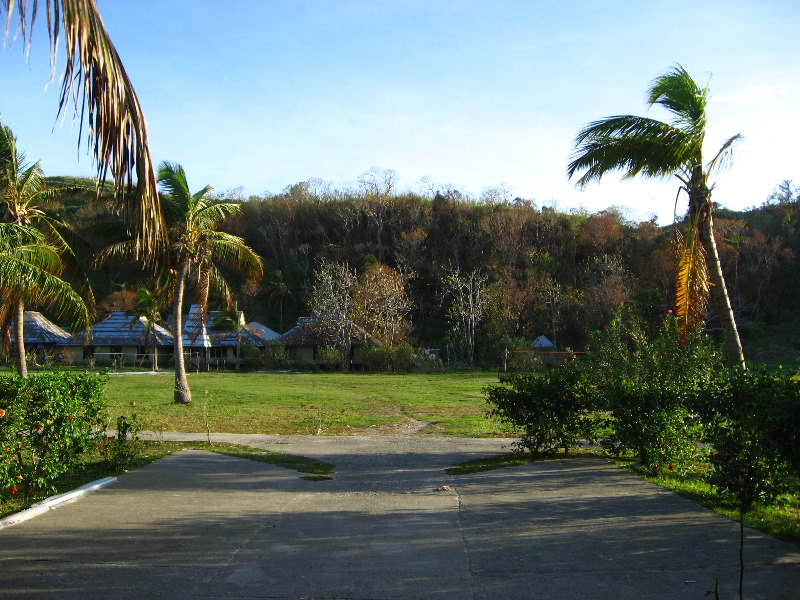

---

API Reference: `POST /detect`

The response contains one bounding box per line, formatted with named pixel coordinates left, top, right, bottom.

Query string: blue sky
left=1, top=0, right=798, bottom=223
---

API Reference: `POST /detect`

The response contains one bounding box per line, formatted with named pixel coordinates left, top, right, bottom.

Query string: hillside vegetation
left=46, top=175, right=800, bottom=367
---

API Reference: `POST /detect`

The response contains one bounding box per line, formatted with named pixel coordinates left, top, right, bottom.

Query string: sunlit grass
left=103, top=371, right=505, bottom=437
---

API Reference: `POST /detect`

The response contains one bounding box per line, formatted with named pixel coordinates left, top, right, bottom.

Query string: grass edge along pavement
left=4, top=437, right=799, bottom=547
left=447, top=449, right=800, bottom=546
left=0, top=441, right=335, bottom=521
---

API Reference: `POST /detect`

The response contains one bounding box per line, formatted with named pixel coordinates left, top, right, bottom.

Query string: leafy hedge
left=486, top=305, right=800, bottom=495
left=0, top=372, right=108, bottom=497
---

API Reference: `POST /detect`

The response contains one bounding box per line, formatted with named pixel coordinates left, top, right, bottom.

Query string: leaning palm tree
left=1, top=0, right=164, bottom=260
left=160, top=162, right=262, bottom=402
left=567, top=64, right=745, bottom=367
left=0, top=223, right=90, bottom=376
left=94, top=163, right=263, bottom=402
left=0, top=123, right=94, bottom=375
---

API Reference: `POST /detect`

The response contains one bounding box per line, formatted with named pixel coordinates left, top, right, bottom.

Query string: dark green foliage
left=104, top=413, right=144, bottom=471
left=0, top=372, right=108, bottom=496
left=697, top=367, right=797, bottom=511
left=486, top=364, right=597, bottom=455
left=586, top=307, right=719, bottom=473
left=239, top=341, right=289, bottom=371
left=361, top=343, right=414, bottom=372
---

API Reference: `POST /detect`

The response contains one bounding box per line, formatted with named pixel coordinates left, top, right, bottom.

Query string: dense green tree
left=0, top=224, right=88, bottom=375
left=0, top=124, right=92, bottom=376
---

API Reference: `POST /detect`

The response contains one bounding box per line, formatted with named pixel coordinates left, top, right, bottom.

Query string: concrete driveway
left=1, top=433, right=798, bottom=599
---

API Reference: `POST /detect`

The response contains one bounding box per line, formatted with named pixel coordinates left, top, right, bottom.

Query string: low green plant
left=362, top=343, right=414, bottom=372
left=586, top=306, right=718, bottom=473
left=486, top=363, right=597, bottom=455
left=104, top=413, right=144, bottom=471
left=316, top=345, right=345, bottom=370
left=0, top=372, right=108, bottom=496
left=240, top=341, right=289, bottom=371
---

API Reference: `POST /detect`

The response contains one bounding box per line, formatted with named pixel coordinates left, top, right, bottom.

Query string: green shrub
left=485, top=362, right=598, bottom=455
left=104, top=413, right=144, bottom=471
left=586, top=306, right=718, bottom=473
left=317, top=345, right=345, bottom=370
left=240, top=341, right=288, bottom=370
left=696, top=366, right=796, bottom=511
left=0, top=372, right=108, bottom=496
left=362, top=343, right=414, bottom=372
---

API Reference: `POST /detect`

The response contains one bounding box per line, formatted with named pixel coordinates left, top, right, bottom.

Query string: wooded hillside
left=48, top=175, right=800, bottom=366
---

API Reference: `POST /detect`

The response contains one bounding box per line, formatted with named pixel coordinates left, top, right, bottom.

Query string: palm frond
left=207, top=235, right=263, bottom=277
left=157, top=161, right=191, bottom=202
left=0, top=251, right=89, bottom=329
left=90, top=239, right=138, bottom=269
left=673, top=224, right=709, bottom=334
left=3, top=0, right=164, bottom=260
left=208, top=264, right=233, bottom=307
left=194, top=201, right=241, bottom=229
left=647, top=64, right=708, bottom=131
left=7, top=243, right=64, bottom=275
left=568, top=115, right=692, bottom=188
left=706, top=133, right=743, bottom=178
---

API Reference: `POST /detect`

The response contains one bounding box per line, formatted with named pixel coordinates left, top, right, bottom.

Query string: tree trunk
left=173, top=262, right=192, bottom=404
left=235, top=330, right=241, bottom=373
left=698, top=211, right=746, bottom=368
left=13, top=299, right=27, bottom=377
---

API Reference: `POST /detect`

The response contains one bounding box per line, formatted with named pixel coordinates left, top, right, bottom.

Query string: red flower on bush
left=11, top=487, right=18, bottom=494
left=668, top=464, right=675, bottom=471
left=0, top=408, right=5, bottom=417
left=107, top=436, right=114, bottom=441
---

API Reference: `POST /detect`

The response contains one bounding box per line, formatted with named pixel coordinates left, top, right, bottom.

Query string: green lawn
left=104, top=371, right=507, bottom=437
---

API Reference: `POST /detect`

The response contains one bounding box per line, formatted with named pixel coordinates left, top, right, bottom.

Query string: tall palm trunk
left=690, top=179, right=746, bottom=368
left=235, top=329, right=241, bottom=373
left=699, top=211, right=746, bottom=368
left=172, top=261, right=192, bottom=404
left=13, top=299, right=27, bottom=377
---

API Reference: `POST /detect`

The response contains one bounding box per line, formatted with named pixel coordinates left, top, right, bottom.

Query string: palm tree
left=1, top=0, right=164, bottom=260
left=264, top=270, right=293, bottom=332
left=126, top=287, right=167, bottom=370
left=94, top=162, right=263, bottom=402
left=158, top=162, right=262, bottom=402
left=211, top=301, right=244, bottom=373
left=0, top=223, right=89, bottom=376
left=567, top=64, right=745, bottom=367
left=0, top=123, right=93, bottom=375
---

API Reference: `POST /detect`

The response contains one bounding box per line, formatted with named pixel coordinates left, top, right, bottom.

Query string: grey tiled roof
left=9, top=312, right=72, bottom=345
left=71, top=311, right=173, bottom=347
left=245, top=322, right=281, bottom=341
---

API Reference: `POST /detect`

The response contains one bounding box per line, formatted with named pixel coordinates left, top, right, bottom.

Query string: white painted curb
left=0, top=476, right=117, bottom=530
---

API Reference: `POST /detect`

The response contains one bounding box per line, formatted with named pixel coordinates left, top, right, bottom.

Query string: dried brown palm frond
left=3, top=0, right=164, bottom=261
left=674, top=221, right=709, bottom=335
